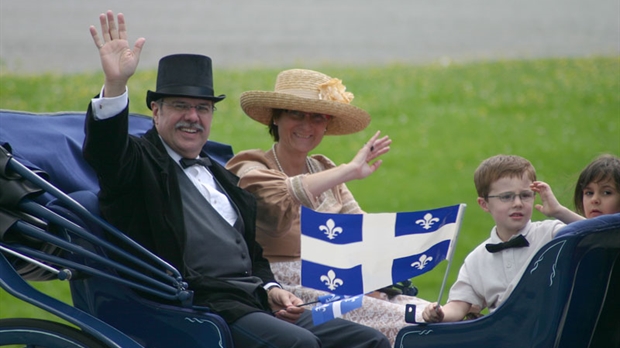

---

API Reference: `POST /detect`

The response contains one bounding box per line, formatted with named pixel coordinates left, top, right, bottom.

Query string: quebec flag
left=301, top=204, right=466, bottom=296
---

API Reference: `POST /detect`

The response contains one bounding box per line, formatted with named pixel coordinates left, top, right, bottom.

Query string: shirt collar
left=489, top=220, right=533, bottom=243
left=159, top=137, right=185, bottom=166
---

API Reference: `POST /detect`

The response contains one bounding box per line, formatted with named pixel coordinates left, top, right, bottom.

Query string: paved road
left=1, top=0, right=618, bottom=74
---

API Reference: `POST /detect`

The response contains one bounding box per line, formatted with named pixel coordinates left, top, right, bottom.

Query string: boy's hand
left=531, top=181, right=585, bottom=223
left=530, top=181, right=562, bottom=217
left=422, top=302, right=444, bottom=323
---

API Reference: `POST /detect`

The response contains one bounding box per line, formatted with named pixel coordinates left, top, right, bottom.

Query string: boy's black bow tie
left=179, top=157, right=212, bottom=169
left=485, top=234, right=530, bottom=253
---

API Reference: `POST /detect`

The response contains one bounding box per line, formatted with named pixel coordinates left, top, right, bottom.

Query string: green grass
left=1, top=56, right=619, bottom=323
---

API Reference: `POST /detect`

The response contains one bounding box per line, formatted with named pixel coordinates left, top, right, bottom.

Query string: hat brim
left=146, top=90, right=226, bottom=110
left=239, top=91, right=370, bottom=135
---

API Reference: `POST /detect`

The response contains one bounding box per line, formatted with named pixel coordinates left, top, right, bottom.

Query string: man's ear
left=477, top=197, right=490, bottom=213
left=151, top=102, right=160, bottom=125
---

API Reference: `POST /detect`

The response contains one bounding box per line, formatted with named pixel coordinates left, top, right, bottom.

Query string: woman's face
left=276, top=109, right=330, bottom=154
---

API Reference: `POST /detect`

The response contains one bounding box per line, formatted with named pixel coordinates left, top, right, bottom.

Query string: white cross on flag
left=301, top=204, right=466, bottom=296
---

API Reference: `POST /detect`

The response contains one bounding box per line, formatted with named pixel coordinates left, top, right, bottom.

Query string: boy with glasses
left=422, top=154, right=567, bottom=323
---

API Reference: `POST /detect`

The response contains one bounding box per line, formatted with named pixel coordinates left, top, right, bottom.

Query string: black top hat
left=146, top=54, right=226, bottom=109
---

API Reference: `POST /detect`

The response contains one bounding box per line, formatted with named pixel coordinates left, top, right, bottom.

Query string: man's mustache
left=175, top=122, right=205, bottom=132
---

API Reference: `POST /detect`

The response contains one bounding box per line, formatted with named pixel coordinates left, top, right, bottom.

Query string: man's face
left=151, top=97, right=214, bottom=158
left=477, top=175, right=535, bottom=240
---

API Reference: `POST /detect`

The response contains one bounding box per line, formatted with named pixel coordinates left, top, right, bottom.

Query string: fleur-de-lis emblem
left=315, top=304, right=329, bottom=312
left=416, top=213, right=440, bottom=230
left=411, top=254, right=433, bottom=269
left=344, top=295, right=361, bottom=303
left=319, top=219, right=343, bottom=239
left=320, top=269, right=344, bottom=290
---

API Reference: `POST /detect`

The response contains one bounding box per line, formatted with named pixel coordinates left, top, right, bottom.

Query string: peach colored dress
left=226, top=148, right=429, bottom=344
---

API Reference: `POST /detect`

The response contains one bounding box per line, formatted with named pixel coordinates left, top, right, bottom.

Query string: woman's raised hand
left=349, top=131, right=392, bottom=180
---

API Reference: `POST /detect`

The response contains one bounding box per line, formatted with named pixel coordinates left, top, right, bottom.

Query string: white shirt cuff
left=263, top=282, right=282, bottom=292
left=91, top=85, right=129, bottom=120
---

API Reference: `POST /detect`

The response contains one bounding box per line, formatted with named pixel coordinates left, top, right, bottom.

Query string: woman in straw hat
left=226, top=69, right=429, bottom=344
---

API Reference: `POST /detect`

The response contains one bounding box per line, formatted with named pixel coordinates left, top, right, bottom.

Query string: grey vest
left=175, top=165, right=262, bottom=294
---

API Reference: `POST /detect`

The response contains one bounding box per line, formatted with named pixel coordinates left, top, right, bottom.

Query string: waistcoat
left=175, top=165, right=262, bottom=294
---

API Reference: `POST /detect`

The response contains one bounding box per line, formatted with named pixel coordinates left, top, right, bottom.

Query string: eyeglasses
left=160, top=101, right=216, bottom=115
left=284, top=110, right=330, bottom=124
left=487, top=191, right=536, bottom=203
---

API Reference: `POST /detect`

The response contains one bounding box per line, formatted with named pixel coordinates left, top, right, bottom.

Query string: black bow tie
left=179, top=157, right=212, bottom=169
left=485, top=234, right=530, bottom=253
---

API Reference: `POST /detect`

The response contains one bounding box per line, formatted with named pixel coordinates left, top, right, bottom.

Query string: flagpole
left=436, top=204, right=466, bottom=307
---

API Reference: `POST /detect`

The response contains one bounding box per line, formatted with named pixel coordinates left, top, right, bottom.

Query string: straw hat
left=239, top=69, right=370, bottom=135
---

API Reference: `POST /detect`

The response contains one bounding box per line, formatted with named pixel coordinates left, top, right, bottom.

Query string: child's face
left=582, top=178, right=620, bottom=218
left=478, top=175, right=535, bottom=239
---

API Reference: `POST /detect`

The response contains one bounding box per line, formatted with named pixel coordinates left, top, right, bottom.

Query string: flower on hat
left=318, top=78, right=354, bottom=104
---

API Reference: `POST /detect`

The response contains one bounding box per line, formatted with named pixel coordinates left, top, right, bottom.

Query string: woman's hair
left=268, top=109, right=284, bottom=142
left=573, top=154, right=620, bottom=215
left=474, top=155, right=536, bottom=199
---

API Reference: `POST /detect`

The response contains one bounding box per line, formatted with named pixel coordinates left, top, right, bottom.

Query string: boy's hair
left=474, top=155, right=537, bottom=198
left=573, top=154, right=620, bottom=215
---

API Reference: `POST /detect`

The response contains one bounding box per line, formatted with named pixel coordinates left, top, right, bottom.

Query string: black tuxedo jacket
left=83, top=102, right=275, bottom=322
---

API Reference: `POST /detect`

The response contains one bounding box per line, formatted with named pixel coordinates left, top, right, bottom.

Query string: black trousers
left=229, top=310, right=390, bottom=348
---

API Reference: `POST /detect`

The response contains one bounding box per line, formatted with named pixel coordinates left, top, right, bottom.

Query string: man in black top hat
left=83, top=10, right=390, bottom=348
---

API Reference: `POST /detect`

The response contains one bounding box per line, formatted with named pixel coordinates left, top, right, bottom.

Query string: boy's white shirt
left=448, top=219, right=565, bottom=311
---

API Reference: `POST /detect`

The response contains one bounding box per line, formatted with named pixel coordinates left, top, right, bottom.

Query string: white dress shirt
left=448, top=219, right=565, bottom=311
